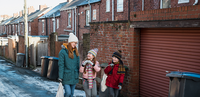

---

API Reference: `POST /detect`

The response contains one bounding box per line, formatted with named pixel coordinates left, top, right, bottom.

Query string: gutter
left=45, top=17, right=48, bottom=35
left=193, top=0, right=198, bottom=5
left=128, top=0, right=130, bottom=21
left=112, top=0, right=114, bottom=21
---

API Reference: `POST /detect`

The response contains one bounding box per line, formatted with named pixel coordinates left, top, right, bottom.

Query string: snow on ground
left=0, top=60, right=86, bottom=97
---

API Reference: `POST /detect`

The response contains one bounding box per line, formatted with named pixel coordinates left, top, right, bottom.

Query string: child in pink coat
left=79, top=48, right=101, bottom=97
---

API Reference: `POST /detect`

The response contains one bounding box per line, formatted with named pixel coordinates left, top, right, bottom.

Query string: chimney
left=39, top=4, right=47, bottom=10
left=13, top=12, right=18, bottom=17
left=19, top=10, right=23, bottom=17
left=28, top=6, right=35, bottom=14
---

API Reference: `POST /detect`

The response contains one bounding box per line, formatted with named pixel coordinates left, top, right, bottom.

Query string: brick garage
left=90, top=21, right=140, bottom=97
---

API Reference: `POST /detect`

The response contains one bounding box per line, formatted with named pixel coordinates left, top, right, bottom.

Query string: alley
left=0, top=57, right=85, bottom=97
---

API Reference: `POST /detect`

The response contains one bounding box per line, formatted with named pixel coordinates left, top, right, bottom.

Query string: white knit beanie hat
left=68, top=33, right=78, bottom=43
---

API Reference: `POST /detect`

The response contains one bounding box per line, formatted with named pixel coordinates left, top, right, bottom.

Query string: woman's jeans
left=63, top=84, right=76, bottom=97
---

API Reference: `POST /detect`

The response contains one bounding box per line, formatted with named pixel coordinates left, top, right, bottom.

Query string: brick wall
left=8, top=38, right=16, bottom=62
left=30, top=17, right=40, bottom=35
left=59, top=10, right=73, bottom=35
left=130, top=4, right=200, bottom=21
left=130, top=0, right=200, bottom=12
left=38, top=18, right=47, bottom=35
left=90, top=22, right=140, bottom=97
left=55, top=41, right=67, bottom=57
left=99, top=0, right=129, bottom=21
left=18, top=36, right=25, bottom=54
left=5, top=46, right=9, bottom=58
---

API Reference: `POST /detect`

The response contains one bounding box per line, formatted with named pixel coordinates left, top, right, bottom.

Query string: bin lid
left=17, top=53, right=25, bottom=55
left=48, top=57, right=59, bottom=60
left=166, top=71, right=200, bottom=79
left=41, top=56, right=50, bottom=59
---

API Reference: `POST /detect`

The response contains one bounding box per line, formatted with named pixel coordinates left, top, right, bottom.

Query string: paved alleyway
left=0, top=57, right=85, bottom=97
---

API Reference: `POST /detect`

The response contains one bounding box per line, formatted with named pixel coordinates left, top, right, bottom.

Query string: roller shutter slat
left=139, top=29, right=200, bottom=97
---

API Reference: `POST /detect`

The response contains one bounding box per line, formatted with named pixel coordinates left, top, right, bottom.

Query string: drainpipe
left=89, top=1, right=91, bottom=23
left=78, top=7, right=79, bottom=40
left=193, top=0, right=198, bottom=5
left=49, top=18, right=50, bottom=34
left=72, top=9, right=74, bottom=33
left=53, top=14, right=55, bottom=32
left=45, top=17, right=48, bottom=35
left=75, top=7, right=77, bottom=36
left=112, top=0, right=114, bottom=21
left=128, top=0, right=130, bottom=21
left=142, top=0, right=144, bottom=11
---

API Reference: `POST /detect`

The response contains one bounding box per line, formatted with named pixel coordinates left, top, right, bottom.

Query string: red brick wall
left=131, top=4, right=200, bottom=21
left=130, top=0, right=200, bottom=12
left=5, top=46, right=9, bottom=58
left=55, top=41, right=67, bottom=57
left=30, top=17, right=40, bottom=35
left=8, top=38, right=16, bottom=62
left=38, top=18, right=47, bottom=35
left=171, top=0, right=200, bottom=8
left=18, top=36, right=25, bottom=54
left=59, top=10, right=73, bottom=35
left=90, top=22, right=140, bottom=97
left=99, top=0, right=129, bottom=21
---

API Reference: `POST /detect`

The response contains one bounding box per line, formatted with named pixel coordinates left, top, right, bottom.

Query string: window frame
left=160, top=0, right=171, bottom=9
left=93, top=9, right=96, bottom=20
left=42, top=20, right=44, bottom=33
left=117, top=0, right=123, bottom=12
left=86, top=10, right=90, bottom=26
left=178, top=0, right=189, bottom=4
left=106, top=0, right=110, bottom=12
left=68, top=13, right=71, bottom=27
left=57, top=19, right=59, bottom=29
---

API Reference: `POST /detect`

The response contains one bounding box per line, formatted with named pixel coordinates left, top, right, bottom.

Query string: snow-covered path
left=0, top=58, right=85, bottom=97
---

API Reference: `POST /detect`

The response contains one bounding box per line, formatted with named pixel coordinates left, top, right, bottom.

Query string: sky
left=0, top=0, right=67, bottom=16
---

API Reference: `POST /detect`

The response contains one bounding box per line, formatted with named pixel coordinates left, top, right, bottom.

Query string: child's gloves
left=87, top=60, right=94, bottom=65
left=82, top=60, right=94, bottom=67
left=118, top=85, right=122, bottom=90
left=110, top=63, right=114, bottom=67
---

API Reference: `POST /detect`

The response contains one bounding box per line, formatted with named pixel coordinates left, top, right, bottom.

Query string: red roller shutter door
left=139, top=28, right=200, bottom=97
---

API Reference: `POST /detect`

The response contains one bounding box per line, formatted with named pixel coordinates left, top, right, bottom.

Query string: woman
left=58, top=33, right=80, bottom=97
left=79, top=48, right=101, bottom=97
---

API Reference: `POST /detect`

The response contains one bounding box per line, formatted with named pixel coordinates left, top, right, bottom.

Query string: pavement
left=0, top=56, right=86, bottom=97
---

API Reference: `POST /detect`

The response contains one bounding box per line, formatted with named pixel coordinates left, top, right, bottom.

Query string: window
left=178, top=0, right=189, bottom=4
left=160, top=0, right=171, bottom=9
left=52, top=19, right=55, bottom=32
left=13, top=25, right=14, bottom=33
left=42, top=20, right=44, bottom=33
left=93, top=10, right=96, bottom=20
left=117, top=0, right=123, bottom=12
left=21, top=23, right=23, bottom=34
left=57, top=19, right=59, bottom=29
left=86, top=10, right=90, bottom=26
left=68, top=13, right=71, bottom=27
left=106, top=0, right=110, bottom=12
left=18, top=24, right=20, bottom=34
left=16, top=25, right=17, bottom=33
left=29, top=26, right=31, bottom=31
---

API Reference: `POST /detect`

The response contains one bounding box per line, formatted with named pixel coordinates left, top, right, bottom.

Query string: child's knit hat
left=88, top=48, right=98, bottom=57
left=112, top=50, right=122, bottom=61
